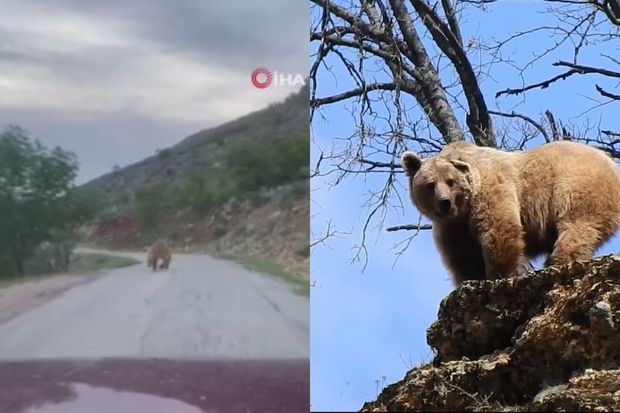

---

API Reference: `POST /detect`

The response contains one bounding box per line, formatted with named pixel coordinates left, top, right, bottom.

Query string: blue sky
left=309, top=2, right=620, bottom=411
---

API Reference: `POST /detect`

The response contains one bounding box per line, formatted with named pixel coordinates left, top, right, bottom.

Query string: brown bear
left=401, top=140, right=620, bottom=285
left=146, top=240, right=172, bottom=271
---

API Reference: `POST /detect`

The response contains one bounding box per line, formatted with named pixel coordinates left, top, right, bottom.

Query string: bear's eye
left=426, top=182, right=435, bottom=191
left=446, top=179, right=455, bottom=187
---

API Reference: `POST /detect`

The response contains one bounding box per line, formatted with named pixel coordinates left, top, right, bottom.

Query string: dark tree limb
left=545, top=110, right=560, bottom=141
left=441, top=0, right=464, bottom=46
left=545, top=0, right=620, bottom=25
left=458, top=0, right=498, bottom=3
left=357, top=158, right=402, bottom=170
left=386, top=224, right=433, bottom=232
left=553, top=60, right=620, bottom=78
left=387, top=0, right=466, bottom=144
left=596, top=84, right=620, bottom=100
left=312, top=82, right=406, bottom=107
left=409, top=0, right=495, bottom=147
left=497, top=59, right=620, bottom=100
left=496, top=70, right=579, bottom=98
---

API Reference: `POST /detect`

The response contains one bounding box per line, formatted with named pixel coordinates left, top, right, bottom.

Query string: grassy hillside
left=80, top=85, right=309, bottom=280
left=81, top=85, right=308, bottom=214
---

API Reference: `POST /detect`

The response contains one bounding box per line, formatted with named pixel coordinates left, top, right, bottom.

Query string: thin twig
left=386, top=224, right=433, bottom=232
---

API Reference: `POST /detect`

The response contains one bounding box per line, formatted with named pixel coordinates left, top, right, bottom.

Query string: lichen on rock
left=361, top=255, right=620, bottom=412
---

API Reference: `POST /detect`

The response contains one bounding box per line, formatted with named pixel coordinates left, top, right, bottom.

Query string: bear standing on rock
left=401, top=140, right=620, bottom=285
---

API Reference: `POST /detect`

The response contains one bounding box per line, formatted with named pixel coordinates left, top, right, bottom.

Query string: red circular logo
left=251, top=68, right=272, bottom=89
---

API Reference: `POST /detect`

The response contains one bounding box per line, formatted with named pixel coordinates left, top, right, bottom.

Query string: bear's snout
left=438, top=198, right=452, bottom=215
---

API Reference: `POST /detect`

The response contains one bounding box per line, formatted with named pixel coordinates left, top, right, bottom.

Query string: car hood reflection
left=0, top=358, right=309, bottom=413
left=26, top=382, right=205, bottom=413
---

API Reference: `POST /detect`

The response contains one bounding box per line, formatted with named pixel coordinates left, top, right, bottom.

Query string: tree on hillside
left=223, top=135, right=309, bottom=191
left=310, top=0, right=620, bottom=266
left=0, top=126, right=100, bottom=276
left=135, top=186, right=168, bottom=234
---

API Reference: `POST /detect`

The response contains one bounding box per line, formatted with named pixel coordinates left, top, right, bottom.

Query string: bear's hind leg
left=546, top=220, right=609, bottom=267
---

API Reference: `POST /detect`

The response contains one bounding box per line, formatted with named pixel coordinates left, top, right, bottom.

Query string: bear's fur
left=401, top=140, right=620, bottom=285
left=146, top=240, right=172, bottom=271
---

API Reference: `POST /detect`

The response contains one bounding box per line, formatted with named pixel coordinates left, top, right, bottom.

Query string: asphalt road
left=0, top=249, right=309, bottom=360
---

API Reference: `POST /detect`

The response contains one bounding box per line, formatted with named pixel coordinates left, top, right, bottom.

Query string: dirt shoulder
left=0, top=274, right=102, bottom=325
left=0, top=252, right=139, bottom=326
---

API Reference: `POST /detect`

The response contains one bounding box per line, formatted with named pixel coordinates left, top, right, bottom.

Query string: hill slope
left=81, top=85, right=308, bottom=213
left=80, top=85, right=309, bottom=280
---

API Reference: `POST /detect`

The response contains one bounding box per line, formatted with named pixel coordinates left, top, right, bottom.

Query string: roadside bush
left=290, top=179, right=309, bottom=199
left=0, top=126, right=101, bottom=276
left=223, top=132, right=309, bottom=192
left=135, top=186, right=171, bottom=232
left=175, top=173, right=239, bottom=213
left=175, top=131, right=308, bottom=213
left=175, top=174, right=213, bottom=213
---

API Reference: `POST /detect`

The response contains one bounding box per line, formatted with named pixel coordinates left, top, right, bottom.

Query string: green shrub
left=175, top=132, right=308, bottom=212
left=175, top=173, right=240, bottom=213
left=0, top=126, right=101, bottom=275
left=135, top=186, right=169, bottom=232
left=290, top=179, right=309, bottom=199
left=295, top=242, right=310, bottom=257
left=175, top=174, right=213, bottom=213
left=223, top=132, right=309, bottom=192
left=157, top=148, right=172, bottom=159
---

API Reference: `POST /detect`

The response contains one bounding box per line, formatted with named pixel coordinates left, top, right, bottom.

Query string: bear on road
left=146, top=241, right=172, bottom=271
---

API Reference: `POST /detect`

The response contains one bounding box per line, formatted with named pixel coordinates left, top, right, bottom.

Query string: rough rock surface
left=361, top=255, right=620, bottom=412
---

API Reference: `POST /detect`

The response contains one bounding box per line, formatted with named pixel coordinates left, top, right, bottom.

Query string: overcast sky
left=0, top=0, right=308, bottom=184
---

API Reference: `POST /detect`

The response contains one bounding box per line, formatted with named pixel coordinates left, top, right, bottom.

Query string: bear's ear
left=450, top=159, right=470, bottom=174
left=401, top=151, right=422, bottom=176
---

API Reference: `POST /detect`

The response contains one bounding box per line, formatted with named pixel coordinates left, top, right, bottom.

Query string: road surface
left=0, top=249, right=309, bottom=360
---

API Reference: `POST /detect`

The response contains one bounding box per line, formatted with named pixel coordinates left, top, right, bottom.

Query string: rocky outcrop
left=361, top=255, right=620, bottom=412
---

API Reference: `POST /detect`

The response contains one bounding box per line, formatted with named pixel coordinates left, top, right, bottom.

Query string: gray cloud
left=0, top=0, right=308, bottom=183
left=0, top=107, right=205, bottom=185
left=0, top=1, right=307, bottom=78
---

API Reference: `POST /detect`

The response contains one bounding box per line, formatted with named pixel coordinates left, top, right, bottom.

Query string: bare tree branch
left=546, top=0, right=620, bottom=25
left=545, top=110, right=560, bottom=141
left=312, top=82, right=412, bottom=107
left=358, top=158, right=403, bottom=170
left=496, top=70, right=579, bottom=98
left=596, top=84, right=620, bottom=100
left=311, top=219, right=349, bottom=248
left=553, top=60, right=620, bottom=78
left=386, top=224, right=433, bottom=232
left=458, top=0, right=498, bottom=3
left=442, top=0, right=464, bottom=46
left=489, top=110, right=550, bottom=143
left=409, top=0, right=495, bottom=147
left=387, top=0, right=466, bottom=144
